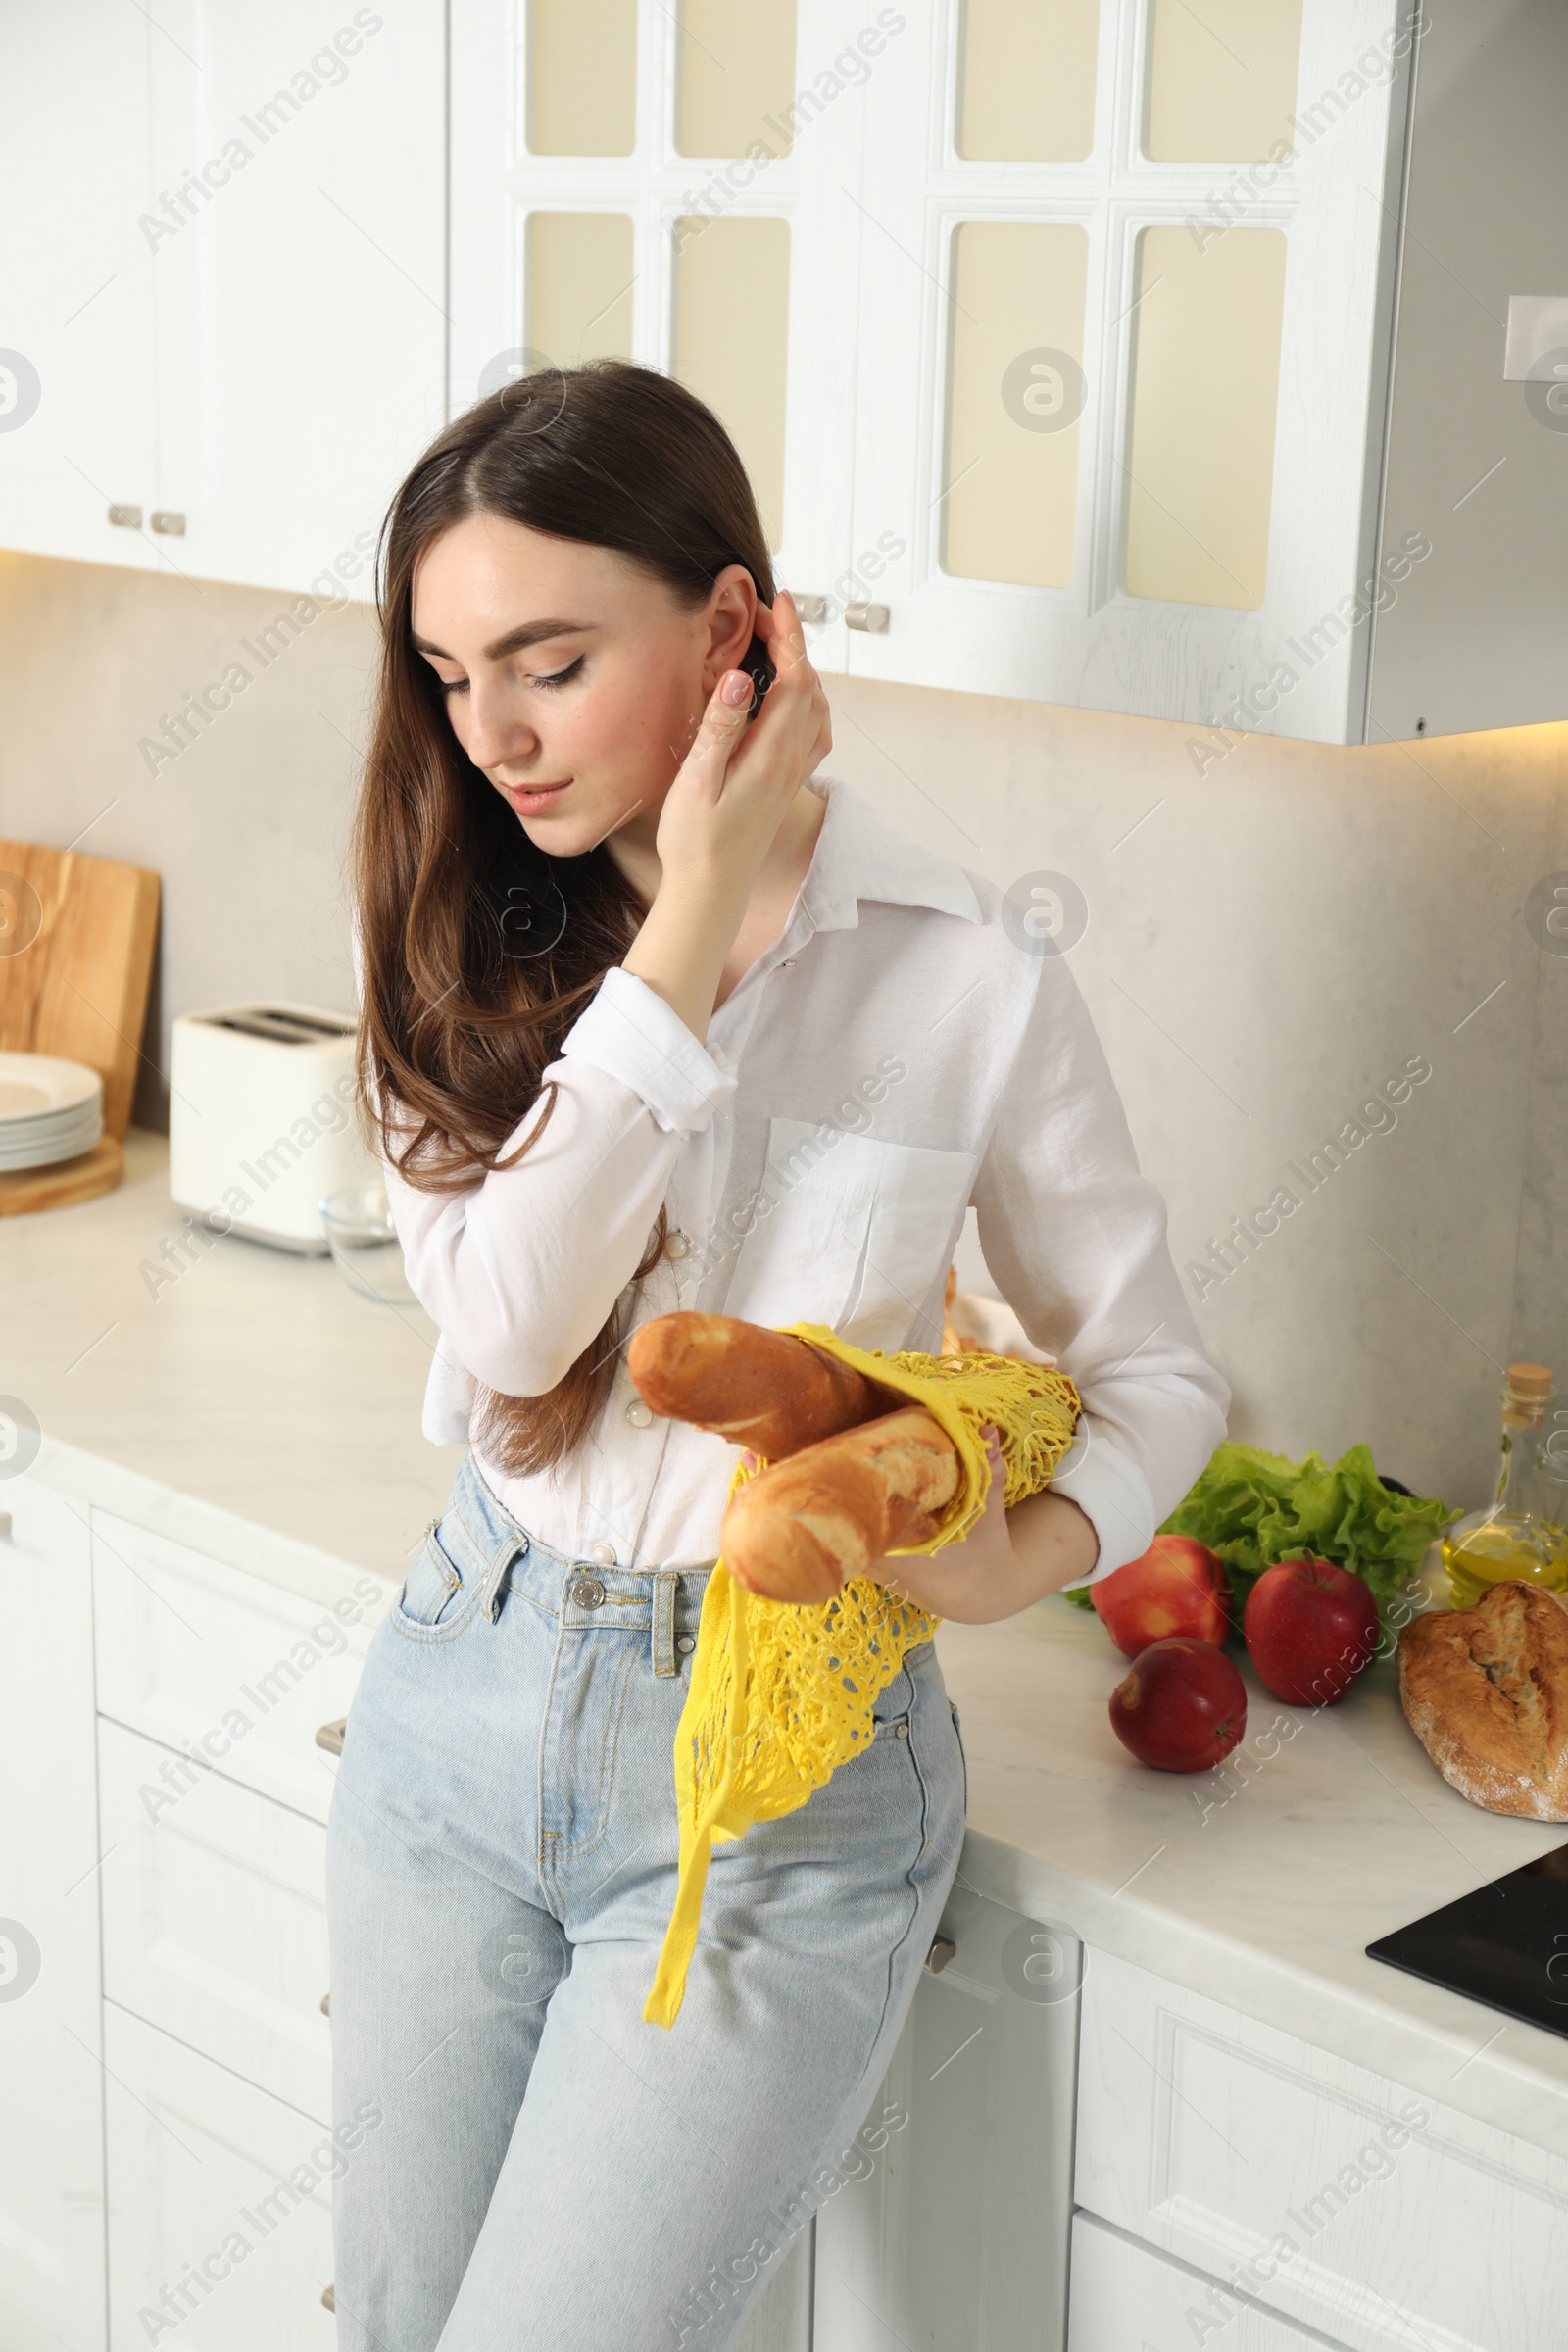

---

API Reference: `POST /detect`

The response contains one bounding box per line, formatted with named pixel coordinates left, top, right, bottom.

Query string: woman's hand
left=869, top=1430, right=1102, bottom=1624
left=654, top=587, right=831, bottom=904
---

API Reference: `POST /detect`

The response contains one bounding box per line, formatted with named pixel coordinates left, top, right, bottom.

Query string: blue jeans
left=325, top=1448, right=966, bottom=2351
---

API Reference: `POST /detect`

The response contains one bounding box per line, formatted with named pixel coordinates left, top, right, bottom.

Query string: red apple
left=1092, top=1534, right=1231, bottom=1656
left=1243, top=1556, right=1380, bottom=1707
left=1108, top=1638, right=1248, bottom=1772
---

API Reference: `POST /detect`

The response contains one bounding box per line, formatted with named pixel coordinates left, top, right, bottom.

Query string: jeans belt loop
left=485, top=1533, right=528, bottom=1624
left=652, top=1570, right=679, bottom=1677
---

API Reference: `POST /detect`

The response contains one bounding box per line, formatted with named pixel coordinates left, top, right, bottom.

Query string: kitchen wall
left=2, top=547, right=1564, bottom=1514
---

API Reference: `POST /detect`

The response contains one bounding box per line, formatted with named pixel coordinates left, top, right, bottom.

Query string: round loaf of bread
left=1396, top=1579, right=1568, bottom=1821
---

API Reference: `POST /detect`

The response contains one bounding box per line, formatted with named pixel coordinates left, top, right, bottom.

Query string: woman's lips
left=500, top=777, right=572, bottom=814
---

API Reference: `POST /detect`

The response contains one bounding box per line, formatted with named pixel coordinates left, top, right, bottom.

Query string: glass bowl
left=318, top=1184, right=416, bottom=1305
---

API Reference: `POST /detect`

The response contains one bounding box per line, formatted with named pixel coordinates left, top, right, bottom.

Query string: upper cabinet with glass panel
left=451, top=0, right=1568, bottom=746
left=450, top=0, right=882, bottom=672
left=850, top=0, right=1568, bottom=744
left=846, top=0, right=1434, bottom=744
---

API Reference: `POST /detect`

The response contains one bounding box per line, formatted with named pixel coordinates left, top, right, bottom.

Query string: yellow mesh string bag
left=643, top=1324, right=1081, bottom=2027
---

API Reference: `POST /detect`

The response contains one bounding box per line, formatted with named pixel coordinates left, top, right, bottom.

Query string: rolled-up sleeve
left=972, top=956, right=1230, bottom=1583
left=376, top=969, right=736, bottom=1397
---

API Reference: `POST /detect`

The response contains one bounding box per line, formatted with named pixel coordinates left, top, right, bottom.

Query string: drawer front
left=1069, top=2212, right=1347, bottom=2351
left=103, top=2004, right=344, bottom=2352
left=1075, top=1947, right=1568, bottom=2352
left=92, top=1511, right=388, bottom=1823
left=98, top=1718, right=331, bottom=2122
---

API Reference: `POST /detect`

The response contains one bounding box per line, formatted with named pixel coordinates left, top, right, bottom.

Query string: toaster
left=169, top=1002, right=379, bottom=1252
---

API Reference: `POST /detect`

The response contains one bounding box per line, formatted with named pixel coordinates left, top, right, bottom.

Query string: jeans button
left=570, top=1575, right=606, bottom=1609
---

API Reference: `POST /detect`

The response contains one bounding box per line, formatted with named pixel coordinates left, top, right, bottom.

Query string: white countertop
left=11, top=1134, right=1568, bottom=2161
left=4, top=1129, right=464, bottom=1589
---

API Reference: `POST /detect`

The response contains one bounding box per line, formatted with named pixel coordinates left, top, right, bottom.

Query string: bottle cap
left=1508, top=1363, right=1552, bottom=1396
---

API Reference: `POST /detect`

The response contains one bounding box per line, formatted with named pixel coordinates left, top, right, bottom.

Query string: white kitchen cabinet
left=729, top=2227, right=815, bottom=2352
left=1074, top=1945, right=1568, bottom=2352
left=143, top=1, right=447, bottom=597
left=0, top=4, right=160, bottom=575
left=449, top=0, right=868, bottom=677
left=0, top=1477, right=107, bottom=2352
left=851, top=0, right=1567, bottom=742
left=102, top=2002, right=337, bottom=2352
left=813, top=1883, right=1080, bottom=2352
left=0, top=2, right=446, bottom=599
left=847, top=0, right=1418, bottom=742
left=97, top=1718, right=332, bottom=2123
left=91, top=1508, right=385, bottom=1825
left=1363, top=0, right=1568, bottom=741
left=1068, top=2211, right=1351, bottom=2352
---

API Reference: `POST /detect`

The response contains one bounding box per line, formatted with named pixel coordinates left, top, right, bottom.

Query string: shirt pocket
left=722, top=1120, right=977, bottom=1351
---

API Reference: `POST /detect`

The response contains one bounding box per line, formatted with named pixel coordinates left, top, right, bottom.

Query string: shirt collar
left=796, top=777, right=983, bottom=935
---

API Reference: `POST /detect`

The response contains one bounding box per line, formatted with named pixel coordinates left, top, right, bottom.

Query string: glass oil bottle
left=1442, top=1363, right=1568, bottom=1606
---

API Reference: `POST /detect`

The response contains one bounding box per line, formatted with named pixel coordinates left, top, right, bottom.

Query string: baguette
left=722, top=1405, right=961, bottom=1604
left=627, top=1311, right=895, bottom=1459
left=1396, top=1579, right=1568, bottom=1821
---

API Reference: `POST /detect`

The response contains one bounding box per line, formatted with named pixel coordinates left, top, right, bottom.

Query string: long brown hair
left=353, top=360, right=776, bottom=1474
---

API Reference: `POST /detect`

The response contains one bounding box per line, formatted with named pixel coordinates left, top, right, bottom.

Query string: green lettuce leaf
left=1063, top=1441, right=1458, bottom=1634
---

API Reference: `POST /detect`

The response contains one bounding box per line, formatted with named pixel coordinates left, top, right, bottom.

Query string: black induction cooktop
left=1367, top=1842, right=1568, bottom=2040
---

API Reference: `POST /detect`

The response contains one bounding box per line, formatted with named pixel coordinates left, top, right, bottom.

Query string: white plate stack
left=0, top=1054, right=104, bottom=1172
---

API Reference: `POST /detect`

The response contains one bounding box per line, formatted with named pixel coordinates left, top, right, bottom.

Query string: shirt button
left=676, top=1633, right=696, bottom=1655
left=588, top=1543, right=616, bottom=1567
left=570, top=1574, right=607, bottom=1609
left=664, top=1230, right=691, bottom=1262
left=626, top=1399, right=654, bottom=1428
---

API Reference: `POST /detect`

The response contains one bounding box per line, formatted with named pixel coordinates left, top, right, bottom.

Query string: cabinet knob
left=926, top=1933, right=956, bottom=1974
left=844, top=601, right=889, bottom=633
left=107, top=503, right=142, bottom=529
left=792, top=593, right=829, bottom=623
left=321, top=2284, right=336, bottom=2312
left=150, top=510, right=186, bottom=535
left=315, top=1717, right=346, bottom=1756
left=320, top=1991, right=330, bottom=2016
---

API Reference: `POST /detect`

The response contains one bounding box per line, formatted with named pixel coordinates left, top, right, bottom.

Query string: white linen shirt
left=375, top=778, right=1229, bottom=1586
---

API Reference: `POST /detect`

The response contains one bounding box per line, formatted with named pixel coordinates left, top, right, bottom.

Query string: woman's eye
left=531, top=655, right=585, bottom=691
left=438, top=676, right=467, bottom=696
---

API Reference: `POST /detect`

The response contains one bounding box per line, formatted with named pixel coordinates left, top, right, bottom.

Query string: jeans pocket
left=390, top=1524, right=474, bottom=1637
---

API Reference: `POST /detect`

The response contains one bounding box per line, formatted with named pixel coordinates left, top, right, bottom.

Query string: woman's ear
left=700, top=564, right=760, bottom=692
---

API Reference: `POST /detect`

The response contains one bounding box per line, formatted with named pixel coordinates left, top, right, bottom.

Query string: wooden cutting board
left=0, top=839, right=160, bottom=1143
left=0, top=1135, right=124, bottom=1217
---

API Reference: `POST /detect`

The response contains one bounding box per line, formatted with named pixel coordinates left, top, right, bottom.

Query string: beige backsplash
left=2, top=547, right=1564, bottom=1515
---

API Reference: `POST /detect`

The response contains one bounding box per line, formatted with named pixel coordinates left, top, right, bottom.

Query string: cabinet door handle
left=107, top=503, right=142, bottom=528
left=321, top=2284, right=336, bottom=2312
left=844, top=601, right=889, bottom=633
left=320, top=1991, right=330, bottom=2016
left=315, top=1717, right=347, bottom=1756
left=150, top=510, right=186, bottom=535
left=792, top=593, right=828, bottom=623
left=926, top=1934, right=956, bottom=1974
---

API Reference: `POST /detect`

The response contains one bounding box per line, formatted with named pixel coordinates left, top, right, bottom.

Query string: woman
left=327, top=359, right=1228, bottom=2350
